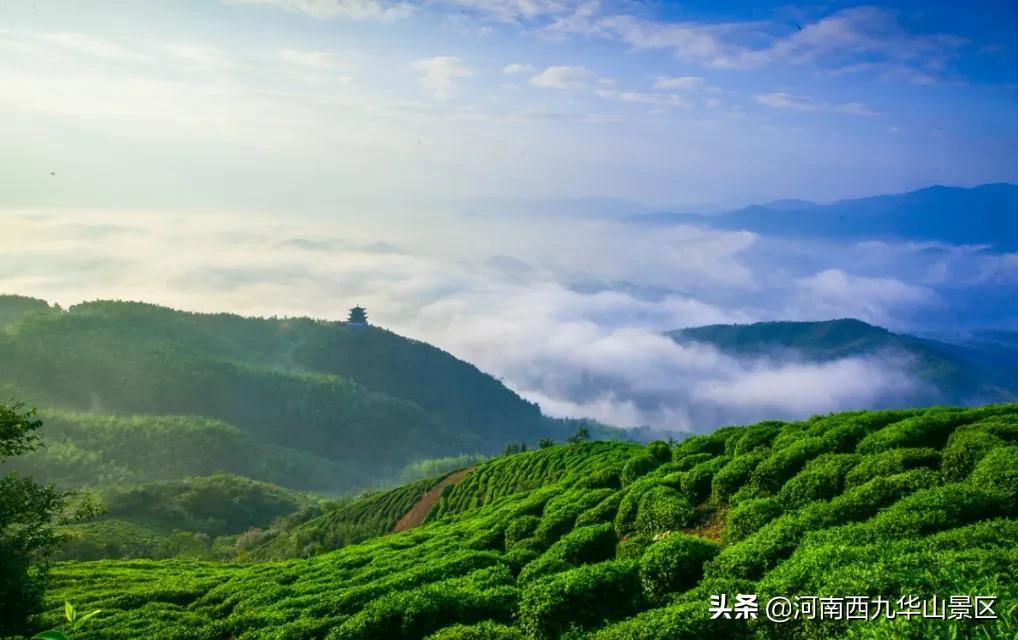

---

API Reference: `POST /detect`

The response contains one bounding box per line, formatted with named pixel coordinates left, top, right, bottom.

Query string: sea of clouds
left=3, top=206, right=1005, bottom=431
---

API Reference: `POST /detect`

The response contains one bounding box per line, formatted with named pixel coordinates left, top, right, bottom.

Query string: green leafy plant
left=32, top=600, right=101, bottom=640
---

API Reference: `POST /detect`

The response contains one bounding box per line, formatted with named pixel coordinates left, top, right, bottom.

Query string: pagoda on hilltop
left=347, top=305, right=369, bottom=327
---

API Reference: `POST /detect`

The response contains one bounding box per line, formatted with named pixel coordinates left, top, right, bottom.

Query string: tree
left=1, top=402, right=68, bottom=636
left=568, top=427, right=591, bottom=446
left=503, top=442, right=528, bottom=455
left=538, top=437, right=555, bottom=449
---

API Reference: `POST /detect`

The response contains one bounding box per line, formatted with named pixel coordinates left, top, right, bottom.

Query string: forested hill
left=669, top=318, right=1018, bottom=406
left=0, top=295, right=584, bottom=493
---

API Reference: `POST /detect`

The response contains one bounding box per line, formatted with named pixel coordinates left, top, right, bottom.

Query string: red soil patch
left=392, top=467, right=475, bottom=533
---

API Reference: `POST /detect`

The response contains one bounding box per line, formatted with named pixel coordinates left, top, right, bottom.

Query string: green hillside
left=0, top=296, right=587, bottom=494
left=242, top=475, right=448, bottom=561
left=34, top=404, right=1018, bottom=639
left=669, top=319, right=1018, bottom=405
left=56, top=475, right=320, bottom=561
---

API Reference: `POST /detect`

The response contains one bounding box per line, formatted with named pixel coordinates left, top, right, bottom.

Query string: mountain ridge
left=626, top=183, right=1018, bottom=251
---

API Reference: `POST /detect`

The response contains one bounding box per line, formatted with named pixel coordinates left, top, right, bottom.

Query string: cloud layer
left=0, top=207, right=977, bottom=431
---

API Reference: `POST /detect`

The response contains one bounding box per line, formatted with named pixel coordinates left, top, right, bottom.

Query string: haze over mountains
left=626, top=183, right=1018, bottom=252
left=3, top=182, right=1016, bottom=432
left=3, top=293, right=1016, bottom=501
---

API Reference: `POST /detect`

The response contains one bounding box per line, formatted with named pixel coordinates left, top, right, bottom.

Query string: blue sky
left=2, top=0, right=1016, bottom=211
left=1, top=2, right=1017, bottom=429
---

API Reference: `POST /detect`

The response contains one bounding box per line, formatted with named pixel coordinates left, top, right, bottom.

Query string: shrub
left=969, top=446, right=1018, bottom=505
left=708, top=469, right=941, bottom=581
left=729, top=421, right=783, bottom=456
left=672, top=430, right=731, bottom=458
left=864, top=483, right=1009, bottom=540
left=711, top=450, right=767, bottom=503
left=634, top=487, right=694, bottom=536
left=504, top=516, right=540, bottom=549
left=723, top=497, right=783, bottom=543
left=638, top=534, right=719, bottom=602
left=777, top=453, right=859, bottom=508
left=573, top=468, right=622, bottom=490
left=750, top=437, right=830, bottom=494
left=646, top=441, right=672, bottom=464
left=574, top=492, right=623, bottom=527
left=854, top=406, right=1014, bottom=454
left=591, top=598, right=743, bottom=640
left=503, top=547, right=540, bottom=576
left=518, top=560, right=644, bottom=640
left=621, top=455, right=660, bottom=487
left=657, top=472, right=684, bottom=492
left=615, top=535, right=652, bottom=560
left=942, top=428, right=1003, bottom=481
left=843, top=447, right=940, bottom=488
left=519, top=524, right=617, bottom=584
left=425, top=621, right=525, bottom=640
left=667, top=453, right=714, bottom=472
left=818, top=468, right=941, bottom=526
left=534, top=489, right=613, bottom=545
left=727, top=484, right=759, bottom=506
left=330, top=580, right=518, bottom=640
left=679, top=456, right=729, bottom=504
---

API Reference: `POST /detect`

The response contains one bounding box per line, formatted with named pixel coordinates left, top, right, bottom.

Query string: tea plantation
left=32, top=405, right=1018, bottom=639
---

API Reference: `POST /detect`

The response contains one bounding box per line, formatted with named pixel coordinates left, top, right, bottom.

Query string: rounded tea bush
left=621, top=455, right=660, bottom=487
left=518, top=560, right=643, bottom=640
left=504, top=516, right=540, bottom=549
left=425, top=621, right=525, bottom=640
left=634, top=486, right=694, bottom=536
left=646, top=441, right=672, bottom=464
left=970, top=445, right=1018, bottom=504
left=638, top=533, right=720, bottom=602
left=942, top=428, right=1002, bottom=481
left=724, top=497, right=783, bottom=543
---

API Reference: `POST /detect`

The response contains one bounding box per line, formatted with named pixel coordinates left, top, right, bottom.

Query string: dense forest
left=0, top=295, right=615, bottom=496
left=15, top=403, right=1018, bottom=639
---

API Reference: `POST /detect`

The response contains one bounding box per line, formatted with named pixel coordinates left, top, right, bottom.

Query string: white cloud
left=441, top=0, right=578, bottom=24
left=530, top=65, right=593, bottom=90
left=279, top=48, right=352, bottom=71
left=411, top=56, right=476, bottom=98
left=0, top=210, right=952, bottom=431
left=793, top=269, right=935, bottom=325
left=690, top=355, right=923, bottom=417
left=756, top=92, right=878, bottom=117
left=167, top=44, right=238, bottom=69
left=653, top=75, right=704, bottom=90
left=222, top=0, right=414, bottom=21
left=544, top=4, right=965, bottom=84
left=503, top=62, right=536, bottom=75
left=28, top=32, right=150, bottom=62
left=595, top=88, right=690, bottom=109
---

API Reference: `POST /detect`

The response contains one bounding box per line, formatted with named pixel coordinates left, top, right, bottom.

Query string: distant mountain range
left=668, top=318, right=1018, bottom=406
left=628, top=183, right=1018, bottom=251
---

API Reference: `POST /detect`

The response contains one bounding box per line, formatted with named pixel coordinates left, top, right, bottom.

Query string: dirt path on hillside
left=392, top=467, right=475, bottom=533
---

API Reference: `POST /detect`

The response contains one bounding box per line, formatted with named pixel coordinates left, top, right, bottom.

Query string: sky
left=1, top=0, right=1016, bottom=210
left=1, top=1, right=1016, bottom=431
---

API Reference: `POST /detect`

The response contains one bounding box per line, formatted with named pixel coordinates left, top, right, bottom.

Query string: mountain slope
left=669, top=318, right=1018, bottom=406
left=39, top=404, right=1018, bottom=639
left=629, top=183, right=1018, bottom=251
left=57, top=474, right=319, bottom=561
left=0, top=296, right=574, bottom=493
